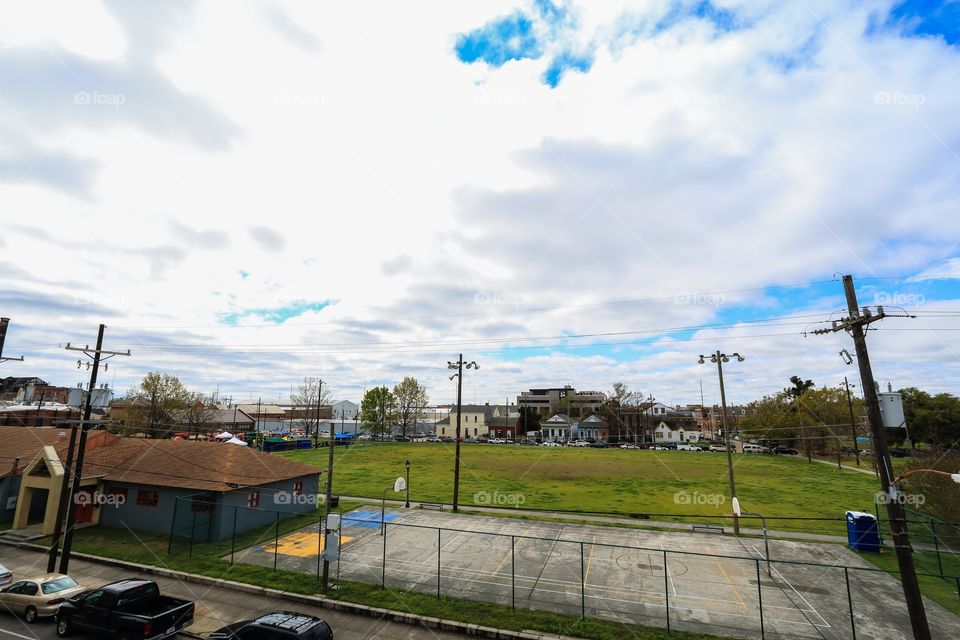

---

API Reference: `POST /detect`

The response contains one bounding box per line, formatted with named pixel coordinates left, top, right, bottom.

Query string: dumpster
left=846, top=511, right=881, bottom=552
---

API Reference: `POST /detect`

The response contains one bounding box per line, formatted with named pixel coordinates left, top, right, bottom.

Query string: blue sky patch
left=886, top=0, right=960, bottom=45
left=455, top=11, right=542, bottom=67
left=542, top=50, right=593, bottom=87
left=220, top=300, right=331, bottom=326
left=655, top=0, right=745, bottom=35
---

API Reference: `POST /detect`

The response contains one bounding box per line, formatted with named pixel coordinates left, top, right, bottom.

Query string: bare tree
left=393, top=376, right=429, bottom=438
left=123, top=372, right=208, bottom=437
left=290, top=377, right=334, bottom=436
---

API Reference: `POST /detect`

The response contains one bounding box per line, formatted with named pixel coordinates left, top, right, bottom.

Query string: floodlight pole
left=448, top=355, right=477, bottom=512
left=700, top=350, right=742, bottom=535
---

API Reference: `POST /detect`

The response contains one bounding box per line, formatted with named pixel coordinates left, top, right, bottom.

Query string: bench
left=421, top=502, right=444, bottom=511
left=692, top=523, right=725, bottom=534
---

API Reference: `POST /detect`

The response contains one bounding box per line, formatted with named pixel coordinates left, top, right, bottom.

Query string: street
left=0, top=547, right=468, bottom=640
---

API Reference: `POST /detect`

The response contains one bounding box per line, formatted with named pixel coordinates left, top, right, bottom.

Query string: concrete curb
left=0, top=539, right=581, bottom=640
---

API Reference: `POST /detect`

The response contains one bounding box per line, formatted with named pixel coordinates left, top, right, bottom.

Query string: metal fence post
left=932, top=521, right=943, bottom=578
left=755, top=559, right=765, bottom=639
left=955, top=576, right=959, bottom=601
left=437, top=528, right=441, bottom=598
left=167, top=497, right=178, bottom=555
left=663, top=550, right=670, bottom=633
left=382, top=522, right=387, bottom=588
left=511, top=534, right=516, bottom=611
left=188, top=508, right=196, bottom=558
left=844, top=567, right=857, bottom=640
left=230, top=506, right=238, bottom=565
left=273, top=512, right=280, bottom=571
left=580, top=542, right=586, bottom=620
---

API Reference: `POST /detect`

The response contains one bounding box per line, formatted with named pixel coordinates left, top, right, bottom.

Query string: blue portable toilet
left=846, top=511, right=881, bottom=552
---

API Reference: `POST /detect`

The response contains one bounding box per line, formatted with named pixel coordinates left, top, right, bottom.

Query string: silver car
left=0, top=574, right=85, bottom=623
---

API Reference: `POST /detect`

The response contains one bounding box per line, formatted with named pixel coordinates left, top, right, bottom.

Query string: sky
left=2, top=0, right=960, bottom=409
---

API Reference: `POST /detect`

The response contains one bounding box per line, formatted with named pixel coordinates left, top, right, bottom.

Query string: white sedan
left=540, top=441, right=561, bottom=447
left=0, top=574, right=85, bottom=623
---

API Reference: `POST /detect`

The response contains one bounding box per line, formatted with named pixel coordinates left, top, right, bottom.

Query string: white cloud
left=1, top=1, right=959, bottom=406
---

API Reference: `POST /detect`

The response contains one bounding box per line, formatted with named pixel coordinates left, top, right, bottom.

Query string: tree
left=393, top=377, right=429, bottom=438
left=360, top=386, right=396, bottom=439
left=786, top=375, right=814, bottom=399
left=290, top=377, right=334, bottom=437
left=518, top=406, right=541, bottom=438
left=601, top=381, right=634, bottom=441
left=123, top=372, right=194, bottom=437
left=900, top=387, right=960, bottom=451
left=177, top=392, right=219, bottom=436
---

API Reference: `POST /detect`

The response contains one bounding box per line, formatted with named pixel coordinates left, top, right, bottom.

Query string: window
left=293, top=481, right=303, bottom=496
left=136, top=489, right=159, bottom=507
left=248, top=490, right=260, bottom=508
left=42, top=576, right=78, bottom=594
left=441, top=427, right=445, bottom=435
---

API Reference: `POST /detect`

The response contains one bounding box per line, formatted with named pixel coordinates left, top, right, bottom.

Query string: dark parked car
left=589, top=441, right=608, bottom=448
left=210, top=611, right=333, bottom=640
left=774, top=447, right=798, bottom=455
left=55, top=579, right=193, bottom=639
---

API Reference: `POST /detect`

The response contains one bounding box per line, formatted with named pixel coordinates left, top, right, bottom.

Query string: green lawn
left=280, top=443, right=885, bottom=535
left=859, top=549, right=960, bottom=617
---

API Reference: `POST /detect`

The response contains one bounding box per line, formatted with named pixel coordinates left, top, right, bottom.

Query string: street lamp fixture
left=698, top=350, right=744, bottom=535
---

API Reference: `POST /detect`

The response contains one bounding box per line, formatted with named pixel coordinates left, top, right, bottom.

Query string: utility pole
left=314, top=380, right=324, bottom=448
left=814, top=275, right=929, bottom=640
left=321, top=381, right=335, bottom=591
left=447, top=355, right=477, bottom=511
left=699, top=352, right=743, bottom=535
left=844, top=377, right=860, bottom=466
left=59, top=324, right=130, bottom=574
left=0, top=318, right=25, bottom=363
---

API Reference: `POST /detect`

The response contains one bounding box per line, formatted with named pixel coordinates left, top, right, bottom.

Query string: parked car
left=566, top=440, right=589, bottom=447
left=357, top=434, right=372, bottom=440
left=708, top=443, right=727, bottom=452
left=488, top=438, right=505, bottom=444
left=619, top=443, right=640, bottom=450
left=541, top=441, right=561, bottom=447
left=55, top=578, right=194, bottom=639
left=393, top=436, right=411, bottom=442
left=210, top=611, right=333, bottom=640
left=2, top=575, right=85, bottom=623
left=463, top=438, right=479, bottom=444
left=742, top=444, right=770, bottom=453
left=774, top=447, right=798, bottom=455
left=589, top=441, right=608, bottom=448
left=0, top=564, right=11, bottom=587
left=652, top=445, right=668, bottom=451
left=677, top=444, right=701, bottom=451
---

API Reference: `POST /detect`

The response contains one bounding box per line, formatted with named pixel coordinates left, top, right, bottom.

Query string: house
left=540, top=414, right=577, bottom=442
left=652, top=420, right=703, bottom=443
left=0, top=427, right=71, bottom=524
left=434, top=405, right=488, bottom=439
left=573, top=414, right=608, bottom=441
left=4, top=427, right=321, bottom=541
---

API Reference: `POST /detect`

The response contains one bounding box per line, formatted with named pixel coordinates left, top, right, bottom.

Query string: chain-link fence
left=167, top=499, right=960, bottom=639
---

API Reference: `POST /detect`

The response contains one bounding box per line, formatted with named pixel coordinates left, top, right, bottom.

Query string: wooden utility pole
left=814, top=275, right=929, bottom=640
left=59, top=324, right=130, bottom=574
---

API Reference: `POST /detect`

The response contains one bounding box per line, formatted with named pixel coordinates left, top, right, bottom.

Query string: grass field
left=279, top=443, right=885, bottom=535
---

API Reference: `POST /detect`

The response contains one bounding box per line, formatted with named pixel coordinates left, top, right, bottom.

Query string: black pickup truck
left=55, top=579, right=194, bottom=639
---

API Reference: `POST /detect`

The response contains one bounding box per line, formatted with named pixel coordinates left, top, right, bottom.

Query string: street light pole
left=448, top=355, right=478, bottom=512
left=699, top=351, right=743, bottom=536
left=405, top=460, right=411, bottom=508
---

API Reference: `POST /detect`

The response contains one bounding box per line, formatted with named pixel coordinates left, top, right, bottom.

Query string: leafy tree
left=899, top=387, right=960, bottom=451
left=290, top=377, right=334, bottom=436
left=518, top=406, right=541, bottom=437
left=360, top=386, right=396, bottom=438
left=123, top=372, right=194, bottom=436
left=786, top=375, right=814, bottom=399
left=393, top=376, right=429, bottom=438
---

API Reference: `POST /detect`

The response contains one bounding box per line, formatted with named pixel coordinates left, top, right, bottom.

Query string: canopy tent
left=225, top=436, right=248, bottom=446
left=214, top=431, right=234, bottom=440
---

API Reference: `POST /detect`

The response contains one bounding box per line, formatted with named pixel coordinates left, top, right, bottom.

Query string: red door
left=74, top=488, right=94, bottom=524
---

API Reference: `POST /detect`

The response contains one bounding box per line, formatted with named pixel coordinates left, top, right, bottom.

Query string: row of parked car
left=0, top=565, right=333, bottom=639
